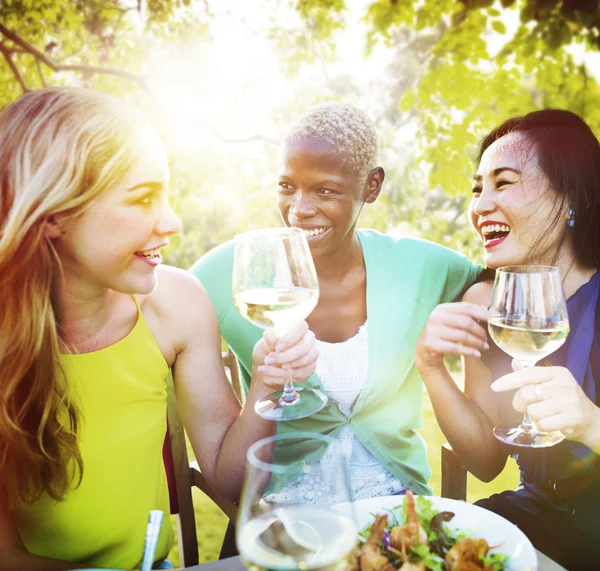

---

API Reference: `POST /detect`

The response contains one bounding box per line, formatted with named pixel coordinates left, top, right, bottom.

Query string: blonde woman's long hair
left=0, top=87, right=150, bottom=506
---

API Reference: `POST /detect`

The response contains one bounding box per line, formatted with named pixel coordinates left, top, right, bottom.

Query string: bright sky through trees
left=1, top=0, right=599, bottom=267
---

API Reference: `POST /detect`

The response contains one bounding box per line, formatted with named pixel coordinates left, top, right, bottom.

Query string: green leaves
left=2, top=0, right=600, bottom=270
left=491, top=19, right=506, bottom=34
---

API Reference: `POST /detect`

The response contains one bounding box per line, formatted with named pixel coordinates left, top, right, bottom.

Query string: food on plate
left=347, top=491, right=509, bottom=571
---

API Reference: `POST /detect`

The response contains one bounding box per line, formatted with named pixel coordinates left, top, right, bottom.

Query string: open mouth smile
left=293, top=226, right=330, bottom=241
left=134, top=246, right=163, bottom=266
left=481, top=223, right=510, bottom=249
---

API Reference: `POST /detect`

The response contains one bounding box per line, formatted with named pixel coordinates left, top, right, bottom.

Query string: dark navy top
left=479, top=270, right=600, bottom=553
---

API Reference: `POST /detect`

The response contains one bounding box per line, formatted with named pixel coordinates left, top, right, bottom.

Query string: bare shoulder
left=462, top=280, right=493, bottom=305
left=140, top=265, right=216, bottom=336
left=152, top=263, right=212, bottom=311
left=155, top=264, right=206, bottom=294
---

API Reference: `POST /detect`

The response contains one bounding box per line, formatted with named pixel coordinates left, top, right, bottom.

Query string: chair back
left=163, top=349, right=242, bottom=567
left=441, top=443, right=467, bottom=501
left=222, top=346, right=244, bottom=404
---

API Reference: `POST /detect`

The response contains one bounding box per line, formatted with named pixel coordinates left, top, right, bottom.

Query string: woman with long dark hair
left=416, top=109, right=600, bottom=569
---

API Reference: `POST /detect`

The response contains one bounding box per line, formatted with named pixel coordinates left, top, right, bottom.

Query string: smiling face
left=469, top=132, right=568, bottom=269
left=53, top=125, right=182, bottom=295
left=277, top=138, right=381, bottom=259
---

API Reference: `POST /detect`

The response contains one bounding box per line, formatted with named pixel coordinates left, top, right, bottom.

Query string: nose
left=473, top=184, right=496, bottom=217
left=288, top=190, right=316, bottom=220
left=156, top=201, right=183, bottom=237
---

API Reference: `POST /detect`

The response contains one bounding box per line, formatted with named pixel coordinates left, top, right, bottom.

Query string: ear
left=43, top=214, right=66, bottom=239
left=363, top=167, right=385, bottom=204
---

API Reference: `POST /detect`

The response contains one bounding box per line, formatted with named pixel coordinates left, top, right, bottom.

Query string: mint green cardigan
left=190, top=229, right=481, bottom=495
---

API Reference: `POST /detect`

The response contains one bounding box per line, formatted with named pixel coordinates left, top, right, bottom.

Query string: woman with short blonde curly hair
left=193, top=101, right=483, bottom=504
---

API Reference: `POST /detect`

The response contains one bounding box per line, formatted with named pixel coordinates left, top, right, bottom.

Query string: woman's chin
left=116, top=274, right=158, bottom=296
left=484, top=249, right=511, bottom=270
left=483, top=251, right=528, bottom=270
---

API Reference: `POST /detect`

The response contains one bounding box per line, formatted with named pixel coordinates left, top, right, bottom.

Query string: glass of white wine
left=233, top=227, right=327, bottom=421
left=488, top=265, right=570, bottom=448
left=236, top=433, right=357, bottom=571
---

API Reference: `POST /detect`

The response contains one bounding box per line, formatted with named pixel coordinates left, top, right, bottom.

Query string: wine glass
left=232, top=227, right=327, bottom=421
left=488, top=265, right=570, bottom=448
left=236, top=433, right=357, bottom=571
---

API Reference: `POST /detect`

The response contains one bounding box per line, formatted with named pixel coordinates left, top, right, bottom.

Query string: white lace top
left=266, top=323, right=405, bottom=504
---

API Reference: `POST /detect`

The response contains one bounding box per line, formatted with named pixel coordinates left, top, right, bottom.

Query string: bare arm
left=165, top=271, right=317, bottom=500
left=415, top=282, right=508, bottom=481
left=0, top=495, right=88, bottom=571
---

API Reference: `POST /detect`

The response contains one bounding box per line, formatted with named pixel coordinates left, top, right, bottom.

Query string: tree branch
left=201, top=0, right=213, bottom=17
left=0, top=45, right=26, bottom=54
left=0, top=23, right=149, bottom=92
left=0, top=43, right=29, bottom=92
left=35, top=57, right=46, bottom=87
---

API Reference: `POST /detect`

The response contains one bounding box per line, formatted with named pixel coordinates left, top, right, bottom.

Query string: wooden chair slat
left=441, top=443, right=467, bottom=501
left=164, top=350, right=240, bottom=566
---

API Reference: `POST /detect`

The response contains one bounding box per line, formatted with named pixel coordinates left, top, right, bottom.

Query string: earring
left=567, top=209, right=576, bottom=227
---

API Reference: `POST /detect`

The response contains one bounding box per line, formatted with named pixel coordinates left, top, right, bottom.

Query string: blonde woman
left=0, top=88, right=317, bottom=571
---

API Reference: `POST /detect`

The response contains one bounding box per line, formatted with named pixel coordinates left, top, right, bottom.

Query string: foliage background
left=3, top=0, right=599, bottom=274
left=2, top=0, right=599, bottom=565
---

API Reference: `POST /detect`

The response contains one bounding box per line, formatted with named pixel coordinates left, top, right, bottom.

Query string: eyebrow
left=473, top=167, right=521, bottom=181
left=278, top=176, right=345, bottom=186
left=127, top=181, right=164, bottom=192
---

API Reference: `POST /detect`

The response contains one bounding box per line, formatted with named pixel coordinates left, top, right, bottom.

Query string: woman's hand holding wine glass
left=233, top=227, right=327, bottom=421
left=491, top=363, right=600, bottom=450
left=488, top=265, right=570, bottom=448
left=416, top=265, right=577, bottom=450
left=251, top=321, right=318, bottom=400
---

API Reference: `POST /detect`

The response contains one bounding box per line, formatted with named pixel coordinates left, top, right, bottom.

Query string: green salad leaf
left=411, top=544, right=448, bottom=571
left=481, top=551, right=510, bottom=568
left=357, top=496, right=509, bottom=571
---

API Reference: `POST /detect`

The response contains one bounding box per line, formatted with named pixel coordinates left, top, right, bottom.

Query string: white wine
left=234, top=287, right=318, bottom=332
left=488, top=317, right=570, bottom=363
left=237, top=506, right=357, bottom=571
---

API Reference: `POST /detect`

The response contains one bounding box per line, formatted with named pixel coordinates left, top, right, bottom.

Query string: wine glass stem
left=280, top=374, right=299, bottom=404
left=521, top=413, right=536, bottom=434
left=520, top=361, right=537, bottom=435
left=274, top=328, right=300, bottom=405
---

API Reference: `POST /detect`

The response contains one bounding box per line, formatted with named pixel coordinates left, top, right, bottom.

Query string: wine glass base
left=254, top=387, right=328, bottom=421
left=493, top=425, right=565, bottom=448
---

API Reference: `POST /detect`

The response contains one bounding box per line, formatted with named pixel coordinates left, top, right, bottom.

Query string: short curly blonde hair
left=284, top=102, right=379, bottom=184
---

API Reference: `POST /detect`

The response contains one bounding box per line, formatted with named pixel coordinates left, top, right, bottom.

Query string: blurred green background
left=2, top=0, right=597, bottom=565
left=2, top=0, right=599, bottom=274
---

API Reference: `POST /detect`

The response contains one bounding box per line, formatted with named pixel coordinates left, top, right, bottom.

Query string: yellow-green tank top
left=16, top=298, right=173, bottom=569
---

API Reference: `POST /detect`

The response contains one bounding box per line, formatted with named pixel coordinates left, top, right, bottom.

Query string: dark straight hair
left=479, top=109, right=600, bottom=269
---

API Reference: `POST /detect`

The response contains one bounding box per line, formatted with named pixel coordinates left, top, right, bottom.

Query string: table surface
left=187, top=549, right=566, bottom=570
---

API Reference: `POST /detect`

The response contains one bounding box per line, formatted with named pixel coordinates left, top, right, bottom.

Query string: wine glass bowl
left=488, top=265, right=570, bottom=447
left=232, top=227, right=327, bottom=421
left=236, top=433, right=357, bottom=571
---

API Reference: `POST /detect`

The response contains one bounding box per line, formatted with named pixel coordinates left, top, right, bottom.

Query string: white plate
left=334, top=495, right=537, bottom=571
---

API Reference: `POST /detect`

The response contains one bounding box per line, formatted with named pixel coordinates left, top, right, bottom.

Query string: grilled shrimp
left=446, top=538, right=490, bottom=570
left=389, top=490, right=427, bottom=555
left=355, top=514, right=395, bottom=571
